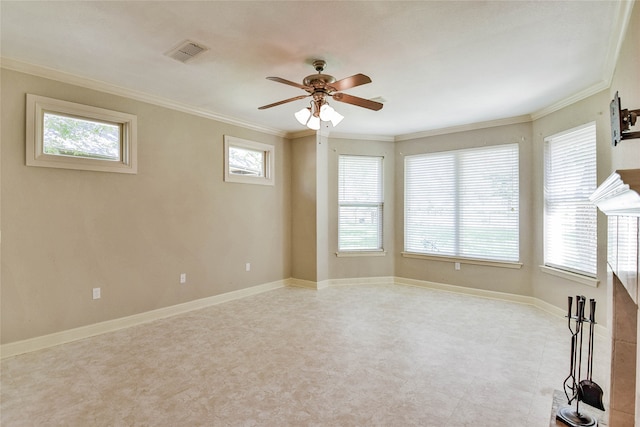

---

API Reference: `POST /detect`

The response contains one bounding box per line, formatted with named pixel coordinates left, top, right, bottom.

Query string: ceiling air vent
left=166, top=40, right=208, bottom=63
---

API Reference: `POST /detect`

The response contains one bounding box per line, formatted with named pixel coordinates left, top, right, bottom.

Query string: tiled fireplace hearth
left=591, top=169, right=640, bottom=426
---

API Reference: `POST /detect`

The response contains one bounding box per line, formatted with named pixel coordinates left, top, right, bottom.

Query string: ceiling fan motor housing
left=303, top=74, right=336, bottom=89
left=303, top=59, right=336, bottom=90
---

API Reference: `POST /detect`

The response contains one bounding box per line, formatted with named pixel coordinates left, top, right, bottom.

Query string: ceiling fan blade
left=332, top=92, right=383, bottom=111
left=328, top=74, right=372, bottom=92
left=258, top=94, right=310, bottom=110
left=266, top=76, right=309, bottom=90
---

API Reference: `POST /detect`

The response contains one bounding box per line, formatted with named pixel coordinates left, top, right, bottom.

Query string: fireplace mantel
left=591, top=169, right=640, bottom=304
left=591, top=169, right=640, bottom=426
left=590, top=169, right=640, bottom=217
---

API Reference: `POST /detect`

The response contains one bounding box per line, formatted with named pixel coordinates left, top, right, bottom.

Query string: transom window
left=404, top=143, right=519, bottom=262
left=223, top=135, right=274, bottom=185
left=26, top=94, right=137, bottom=173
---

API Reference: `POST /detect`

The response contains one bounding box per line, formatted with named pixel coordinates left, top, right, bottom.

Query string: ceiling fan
left=258, top=60, right=383, bottom=129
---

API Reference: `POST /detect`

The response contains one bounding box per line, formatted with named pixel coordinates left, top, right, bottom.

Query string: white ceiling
left=0, top=1, right=630, bottom=139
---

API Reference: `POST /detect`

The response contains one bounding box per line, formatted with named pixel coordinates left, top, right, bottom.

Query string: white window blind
left=405, top=144, right=519, bottom=262
left=338, top=155, right=383, bottom=251
left=544, top=123, right=597, bottom=277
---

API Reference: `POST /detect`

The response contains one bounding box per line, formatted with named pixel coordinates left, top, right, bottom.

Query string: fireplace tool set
left=557, top=295, right=605, bottom=427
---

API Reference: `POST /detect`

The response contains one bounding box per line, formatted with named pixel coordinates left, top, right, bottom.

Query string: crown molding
left=5, top=0, right=634, bottom=148
left=1, top=57, right=288, bottom=138
left=394, top=114, right=532, bottom=141
left=321, top=131, right=395, bottom=142
left=530, top=80, right=610, bottom=121
left=531, top=1, right=635, bottom=121
left=602, top=0, right=636, bottom=89
left=286, top=129, right=317, bottom=140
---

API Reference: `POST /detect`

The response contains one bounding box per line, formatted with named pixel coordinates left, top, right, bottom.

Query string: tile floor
left=1, top=284, right=610, bottom=426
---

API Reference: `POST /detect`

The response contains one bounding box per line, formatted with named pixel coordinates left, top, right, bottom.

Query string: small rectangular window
left=224, top=135, right=274, bottom=185
left=26, top=94, right=137, bottom=173
left=338, top=155, right=384, bottom=252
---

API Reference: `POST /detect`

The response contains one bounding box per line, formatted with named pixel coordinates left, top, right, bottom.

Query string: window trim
left=26, top=94, right=137, bottom=174
left=336, top=250, right=387, bottom=257
left=539, top=265, right=599, bottom=287
left=402, top=252, right=523, bottom=269
left=223, top=135, right=274, bottom=186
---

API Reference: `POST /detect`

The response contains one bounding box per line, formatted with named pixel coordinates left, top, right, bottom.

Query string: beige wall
left=2, top=4, right=638, bottom=344
left=393, top=123, right=534, bottom=296
left=327, top=136, right=395, bottom=279
left=1, top=70, right=291, bottom=344
left=290, top=134, right=318, bottom=282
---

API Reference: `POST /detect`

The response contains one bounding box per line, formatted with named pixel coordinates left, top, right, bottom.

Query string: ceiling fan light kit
left=294, top=107, right=311, bottom=125
left=259, top=59, right=382, bottom=129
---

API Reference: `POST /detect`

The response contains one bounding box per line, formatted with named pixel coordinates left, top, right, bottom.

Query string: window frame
left=403, top=143, right=520, bottom=265
left=337, top=154, right=384, bottom=254
left=543, top=122, right=598, bottom=280
left=26, top=94, right=137, bottom=174
left=223, top=135, right=274, bottom=186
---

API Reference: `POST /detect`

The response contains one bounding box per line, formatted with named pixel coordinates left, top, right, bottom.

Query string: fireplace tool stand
left=557, top=295, right=604, bottom=427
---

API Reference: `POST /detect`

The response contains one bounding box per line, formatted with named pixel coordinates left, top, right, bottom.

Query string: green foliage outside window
left=43, top=113, right=120, bottom=160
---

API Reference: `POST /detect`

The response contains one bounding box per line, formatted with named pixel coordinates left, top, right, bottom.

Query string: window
left=26, top=94, right=137, bottom=173
left=544, top=123, right=597, bottom=277
left=224, top=135, right=274, bottom=185
left=405, top=144, right=519, bottom=262
left=338, top=155, right=383, bottom=252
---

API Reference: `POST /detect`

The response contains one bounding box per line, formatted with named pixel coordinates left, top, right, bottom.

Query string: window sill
left=336, top=251, right=386, bottom=258
left=539, top=265, right=599, bottom=287
left=401, top=252, right=523, bottom=269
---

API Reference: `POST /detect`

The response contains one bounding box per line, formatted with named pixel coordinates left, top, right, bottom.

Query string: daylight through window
left=544, top=123, right=597, bottom=277
left=404, top=144, right=519, bottom=262
left=338, top=155, right=384, bottom=252
left=43, top=112, right=121, bottom=161
left=228, top=146, right=265, bottom=177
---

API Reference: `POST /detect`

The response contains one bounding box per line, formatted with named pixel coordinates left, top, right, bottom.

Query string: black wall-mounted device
left=610, top=91, right=640, bottom=146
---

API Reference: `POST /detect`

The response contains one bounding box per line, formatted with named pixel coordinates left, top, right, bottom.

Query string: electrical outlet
left=245, top=263, right=251, bottom=272
left=92, top=287, right=101, bottom=300
left=180, top=273, right=187, bottom=284
left=455, top=262, right=461, bottom=271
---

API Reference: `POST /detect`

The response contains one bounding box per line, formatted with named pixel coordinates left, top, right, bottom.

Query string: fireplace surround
left=591, top=169, right=640, bottom=426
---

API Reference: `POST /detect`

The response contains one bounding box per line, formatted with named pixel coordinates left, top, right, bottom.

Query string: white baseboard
left=1, top=275, right=608, bottom=359
left=394, top=276, right=535, bottom=305
left=1, top=279, right=287, bottom=359
left=323, top=276, right=395, bottom=287
left=289, top=276, right=395, bottom=290
left=288, top=278, right=321, bottom=290
left=395, top=277, right=609, bottom=338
